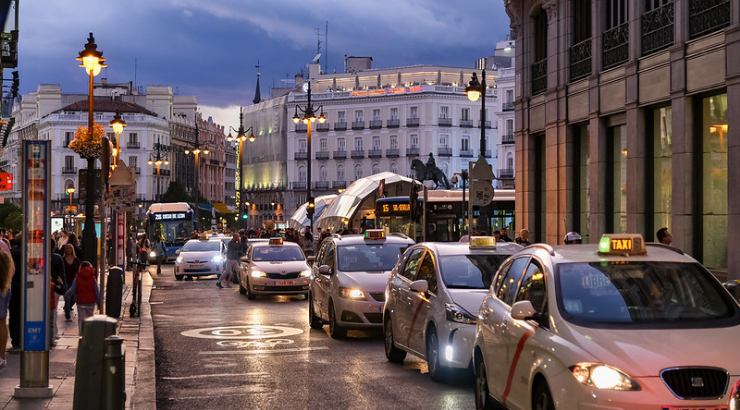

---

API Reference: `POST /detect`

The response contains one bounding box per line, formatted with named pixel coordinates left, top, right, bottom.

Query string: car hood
left=337, top=271, right=391, bottom=292
left=448, top=289, right=489, bottom=315
left=252, top=260, right=310, bottom=272
left=558, top=322, right=740, bottom=376
left=179, top=251, right=221, bottom=261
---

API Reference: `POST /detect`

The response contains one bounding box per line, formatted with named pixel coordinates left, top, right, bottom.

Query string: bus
left=375, top=189, right=515, bottom=242
left=144, top=202, right=194, bottom=262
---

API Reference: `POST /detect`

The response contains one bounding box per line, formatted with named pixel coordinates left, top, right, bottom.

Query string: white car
left=174, top=238, right=226, bottom=281
left=383, top=237, right=521, bottom=381
left=308, top=230, right=415, bottom=338
left=238, top=238, right=311, bottom=299
left=473, top=234, right=740, bottom=410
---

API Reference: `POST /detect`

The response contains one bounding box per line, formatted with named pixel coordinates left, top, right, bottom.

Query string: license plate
left=190, top=263, right=203, bottom=268
left=276, top=280, right=295, bottom=286
left=662, top=407, right=728, bottom=410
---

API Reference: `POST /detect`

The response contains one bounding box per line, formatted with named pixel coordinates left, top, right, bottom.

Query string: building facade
left=505, top=0, right=737, bottom=276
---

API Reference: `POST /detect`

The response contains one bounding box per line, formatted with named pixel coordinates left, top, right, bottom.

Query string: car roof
left=250, top=241, right=302, bottom=249
left=518, top=243, right=700, bottom=265
left=328, top=233, right=414, bottom=245
left=420, top=241, right=523, bottom=257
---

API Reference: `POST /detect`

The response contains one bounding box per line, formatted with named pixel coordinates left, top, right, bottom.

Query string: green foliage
left=161, top=180, right=190, bottom=203
left=4, top=211, right=23, bottom=231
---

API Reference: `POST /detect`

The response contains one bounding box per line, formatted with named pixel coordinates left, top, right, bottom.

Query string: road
left=150, top=265, right=476, bottom=409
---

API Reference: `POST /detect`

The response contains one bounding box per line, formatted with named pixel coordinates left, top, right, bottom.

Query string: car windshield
left=252, top=246, right=305, bottom=262
left=440, top=254, right=511, bottom=289
left=181, top=241, right=221, bottom=252
left=557, top=261, right=738, bottom=326
left=337, top=244, right=407, bottom=272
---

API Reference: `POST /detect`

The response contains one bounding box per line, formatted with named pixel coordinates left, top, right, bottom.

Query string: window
left=606, top=125, right=627, bottom=233
left=128, top=156, right=137, bottom=170
left=415, top=252, right=437, bottom=293
left=410, top=134, right=419, bottom=148
left=410, top=106, right=418, bottom=119
left=439, top=134, right=449, bottom=147
left=354, top=110, right=363, bottom=122
left=401, top=249, right=425, bottom=280
left=515, top=262, right=547, bottom=316
left=461, top=108, right=470, bottom=121
left=649, top=107, right=672, bottom=242
left=495, top=257, right=529, bottom=305
left=532, top=9, right=548, bottom=95
left=390, top=162, right=398, bottom=174
left=607, top=0, right=628, bottom=29
left=372, top=109, right=381, bottom=121
left=128, top=132, right=138, bottom=144
left=354, top=164, right=363, bottom=180
left=574, top=0, right=592, bottom=43
left=372, top=136, right=381, bottom=150
left=390, top=108, right=399, bottom=120
left=390, top=135, right=398, bottom=150
left=572, top=124, right=590, bottom=242
left=700, top=93, right=727, bottom=269
left=337, top=165, right=345, bottom=182
left=372, top=163, right=380, bottom=175
left=440, top=106, right=449, bottom=119
left=506, top=90, right=514, bottom=104
left=319, top=165, right=328, bottom=182
left=64, top=132, right=74, bottom=147
left=64, top=156, right=74, bottom=169
left=461, top=137, right=469, bottom=151
left=337, top=138, right=346, bottom=151
left=506, top=119, right=514, bottom=134
left=338, top=111, right=346, bottom=123
left=298, top=166, right=306, bottom=183
left=354, top=137, right=363, bottom=151
left=299, top=139, right=307, bottom=153
left=320, top=138, right=328, bottom=152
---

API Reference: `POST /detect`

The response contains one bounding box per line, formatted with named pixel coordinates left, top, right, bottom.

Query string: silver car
left=174, top=238, right=226, bottom=281
left=238, top=238, right=311, bottom=300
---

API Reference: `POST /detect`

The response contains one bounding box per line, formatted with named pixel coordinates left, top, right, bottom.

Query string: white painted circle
left=181, top=325, right=303, bottom=340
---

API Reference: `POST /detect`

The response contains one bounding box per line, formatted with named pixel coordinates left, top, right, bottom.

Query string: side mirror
left=723, top=281, right=740, bottom=302
left=511, top=300, right=536, bottom=320
left=307, top=255, right=315, bottom=267
left=319, top=265, right=332, bottom=275
left=409, top=279, right=428, bottom=294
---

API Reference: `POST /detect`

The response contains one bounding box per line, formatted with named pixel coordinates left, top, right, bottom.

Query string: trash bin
left=73, top=315, right=118, bottom=410
left=107, top=266, right=124, bottom=318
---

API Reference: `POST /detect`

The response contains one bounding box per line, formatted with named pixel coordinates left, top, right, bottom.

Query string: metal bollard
left=103, top=335, right=126, bottom=410
left=73, top=315, right=118, bottom=410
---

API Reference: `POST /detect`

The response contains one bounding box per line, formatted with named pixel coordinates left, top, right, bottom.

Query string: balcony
left=333, top=150, right=347, bottom=159
left=407, top=118, right=420, bottom=127
left=313, top=181, right=329, bottom=190
left=642, top=2, right=674, bottom=56
left=62, top=166, right=77, bottom=174
left=295, top=151, right=308, bottom=160
left=482, top=150, right=492, bottom=158
left=291, top=182, right=307, bottom=190
left=480, top=120, right=492, bottom=129
left=369, top=120, right=383, bottom=129
left=385, top=148, right=400, bottom=157
left=316, top=123, right=330, bottom=132
left=406, top=147, right=419, bottom=157
left=127, top=141, right=140, bottom=149
left=531, top=59, right=547, bottom=95
left=460, top=149, right=474, bottom=158
left=459, top=119, right=474, bottom=128
left=386, top=119, right=400, bottom=128
left=351, top=121, right=365, bottom=130
left=502, top=102, right=515, bottom=111
left=438, top=147, right=452, bottom=156
left=569, top=38, right=592, bottom=82
left=368, top=149, right=382, bottom=158
left=502, top=134, right=515, bottom=144
left=134, top=167, right=141, bottom=174
left=351, top=150, right=365, bottom=159
left=295, top=123, right=308, bottom=133
left=602, top=22, right=629, bottom=70
left=316, top=151, right=330, bottom=160
left=153, top=169, right=171, bottom=177
left=438, top=117, right=452, bottom=127
left=332, top=181, right=347, bottom=190
left=689, top=0, right=730, bottom=39
left=498, top=168, right=514, bottom=179
left=334, top=122, right=347, bottom=131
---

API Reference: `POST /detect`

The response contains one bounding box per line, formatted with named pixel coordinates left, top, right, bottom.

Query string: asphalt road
left=150, top=264, right=476, bottom=410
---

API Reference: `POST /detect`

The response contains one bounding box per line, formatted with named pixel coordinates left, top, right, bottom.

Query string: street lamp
left=465, top=69, right=489, bottom=158
left=292, top=81, right=326, bottom=234
left=109, top=110, right=126, bottom=167
left=77, top=32, right=106, bottom=267
left=66, top=186, right=76, bottom=231
left=148, top=136, right=169, bottom=202
left=184, top=120, right=209, bottom=229
left=227, top=108, right=255, bottom=229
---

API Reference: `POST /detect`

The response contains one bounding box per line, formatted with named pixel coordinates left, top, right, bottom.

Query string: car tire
left=384, top=315, right=406, bottom=363
left=238, top=281, right=247, bottom=295
left=426, top=325, right=446, bottom=382
left=245, top=278, right=256, bottom=300
left=175, top=274, right=183, bottom=281
left=308, top=294, right=323, bottom=329
left=328, top=300, right=347, bottom=339
left=532, top=381, right=555, bottom=410
left=475, top=359, right=496, bottom=410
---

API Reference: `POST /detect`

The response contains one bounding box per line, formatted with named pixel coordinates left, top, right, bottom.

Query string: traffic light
left=10, top=71, right=18, bottom=99
left=306, top=197, right=315, bottom=220
left=242, top=212, right=248, bottom=219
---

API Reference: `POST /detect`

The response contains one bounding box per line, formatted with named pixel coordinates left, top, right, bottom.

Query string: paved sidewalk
left=0, top=266, right=156, bottom=410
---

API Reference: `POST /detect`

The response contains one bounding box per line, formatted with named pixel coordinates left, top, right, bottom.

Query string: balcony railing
left=153, top=169, right=171, bottom=176
left=334, top=122, right=347, bottom=131
left=689, top=0, right=730, bottom=39
left=291, top=182, right=307, bottom=190
left=295, top=151, right=308, bottom=160
left=480, top=120, right=492, bottom=129
left=642, top=2, right=674, bottom=56
left=313, top=181, right=329, bottom=190
left=369, top=120, right=383, bottom=129
left=295, top=123, right=308, bottom=133
left=134, top=167, right=141, bottom=174
left=62, top=166, right=77, bottom=174
left=387, top=119, right=400, bottom=128
left=316, top=123, right=330, bottom=132
left=368, top=149, right=382, bottom=158
left=438, top=117, right=452, bottom=127
left=316, top=151, right=330, bottom=160
left=460, top=149, right=474, bottom=157
left=127, top=141, right=140, bottom=149
left=569, top=38, right=592, bottom=82
left=407, top=118, right=420, bottom=127
left=385, top=148, right=400, bottom=157
left=332, top=181, right=347, bottom=189
left=438, top=147, right=452, bottom=156
left=406, top=147, right=420, bottom=156
left=498, top=168, right=514, bottom=179
left=351, top=150, right=365, bottom=159
left=502, top=134, right=515, bottom=144
left=502, top=102, right=515, bottom=111
left=351, top=121, right=365, bottom=130
left=603, top=22, right=629, bottom=70
left=333, top=150, right=347, bottom=159
left=459, top=119, right=474, bottom=128
left=531, top=59, right=547, bottom=95
left=482, top=150, right=492, bottom=158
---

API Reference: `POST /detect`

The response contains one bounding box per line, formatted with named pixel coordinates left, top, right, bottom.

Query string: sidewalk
left=0, top=266, right=156, bottom=410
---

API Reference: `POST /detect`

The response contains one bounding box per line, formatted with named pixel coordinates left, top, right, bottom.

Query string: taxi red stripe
left=502, top=328, right=535, bottom=407
left=406, top=299, right=426, bottom=346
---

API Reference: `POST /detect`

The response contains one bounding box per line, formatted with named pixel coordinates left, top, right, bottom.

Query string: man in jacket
left=217, top=234, right=241, bottom=289
left=151, top=237, right=167, bottom=275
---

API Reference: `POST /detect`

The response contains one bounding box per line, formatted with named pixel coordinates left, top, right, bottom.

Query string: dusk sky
left=15, top=0, right=510, bottom=127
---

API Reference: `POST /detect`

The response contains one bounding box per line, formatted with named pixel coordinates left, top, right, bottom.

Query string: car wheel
left=238, top=281, right=247, bottom=295
left=175, top=274, right=183, bottom=281
left=328, top=300, right=346, bottom=339
left=532, top=381, right=555, bottom=410
left=475, top=359, right=496, bottom=410
left=384, top=315, right=406, bottom=363
left=426, top=326, right=446, bottom=382
left=246, top=278, right=256, bottom=300
left=308, top=294, right=323, bottom=329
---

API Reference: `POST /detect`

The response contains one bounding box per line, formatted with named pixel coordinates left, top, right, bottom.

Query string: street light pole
left=185, top=120, right=208, bottom=230
left=227, top=108, right=254, bottom=230
left=465, top=68, right=487, bottom=157
left=148, top=136, right=169, bottom=203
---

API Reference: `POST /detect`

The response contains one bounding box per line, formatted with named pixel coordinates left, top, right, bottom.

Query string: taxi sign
left=364, top=229, right=386, bottom=240
left=469, top=236, right=497, bottom=249
left=269, top=237, right=283, bottom=246
left=199, top=233, right=209, bottom=240
left=597, top=234, right=646, bottom=256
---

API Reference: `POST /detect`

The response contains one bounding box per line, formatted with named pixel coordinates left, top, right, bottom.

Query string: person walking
left=151, top=236, right=167, bottom=275
left=515, top=229, right=531, bottom=246
left=49, top=239, right=66, bottom=345
left=216, top=233, right=241, bottom=289
left=62, top=244, right=81, bottom=322
left=133, top=235, right=150, bottom=303
left=66, top=233, right=83, bottom=263
left=0, top=249, right=14, bottom=370
left=8, top=238, right=21, bottom=350
left=64, top=261, right=100, bottom=335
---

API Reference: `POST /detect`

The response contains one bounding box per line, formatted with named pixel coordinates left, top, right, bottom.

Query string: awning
left=197, top=203, right=213, bottom=212
left=213, top=202, right=237, bottom=214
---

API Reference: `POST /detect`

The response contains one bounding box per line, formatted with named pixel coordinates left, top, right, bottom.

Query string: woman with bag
left=62, top=244, right=81, bottom=322
left=64, top=261, right=100, bottom=335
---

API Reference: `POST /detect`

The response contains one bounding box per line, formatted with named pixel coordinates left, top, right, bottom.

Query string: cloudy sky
left=15, top=0, right=510, bottom=127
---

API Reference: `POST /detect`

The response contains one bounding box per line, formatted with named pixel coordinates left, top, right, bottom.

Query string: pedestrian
left=57, top=230, right=69, bottom=252
left=515, top=229, right=531, bottom=246
left=49, top=239, right=66, bottom=345
left=133, top=235, right=150, bottom=303
left=0, top=249, right=14, bottom=370
left=66, top=233, right=83, bottom=262
left=564, top=231, right=582, bottom=244
left=216, top=233, right=241, bottom=289
left=303, top=229, right=314, bottom=256
left=8, top=238, right=21, bottom=350
left=62, top=243, right=81, bottom=322
left=128, top=233, right=138, bottom=270
left=65, top=261, right=100, bottom=335
left=493, top=231, right=502, bottom=242
left=499, top=228, right=514, bottom=242
left=657, top=227, right=672, bottom=245
left=151, top=236, right=167, bottom=275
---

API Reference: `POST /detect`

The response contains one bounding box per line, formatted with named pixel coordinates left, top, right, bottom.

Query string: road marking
left=200, top=346, right=328, bottom=355
left=181, top=325, right=303, bottom=340
left=162, top=372, right=268, bottom=380
left=502, top=328, right=535, bottom=407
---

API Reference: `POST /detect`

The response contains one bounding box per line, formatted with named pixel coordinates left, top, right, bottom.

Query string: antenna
left=312, top=54, right=321, bottom=63
left=325, top=21, right=328, bottom=74
left=315, top=27, right=322, bottom=68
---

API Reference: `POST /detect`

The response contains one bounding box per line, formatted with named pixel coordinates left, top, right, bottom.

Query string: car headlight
left=299, top=269, right=311, bottom=277
left=211, top=255, right=223, bottom=263
left=149, top=251, right=156, bottom=258
left=445, top=303, right=476, bottom=324
left=570, top=363, right=640, bottom=391
left=339, top=286, right=365, bottom=300
left=251, top=270, right=266, bottom=278
left=176, top=256, right=183, bottom=264
left=730, top=380, right=740, bottom=410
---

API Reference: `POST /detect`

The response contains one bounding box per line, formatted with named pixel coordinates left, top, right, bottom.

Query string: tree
left=0, top=203, right=21, bottom=227
left=160, top=180, right=190, bottom=203
left=4, top=211, right=22, bottom=231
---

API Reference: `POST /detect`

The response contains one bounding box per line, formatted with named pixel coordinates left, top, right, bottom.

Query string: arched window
left=372, top=163, right=380, bottom=175
left=298, top=166, right=306, bottom=183
left=319, top=165, right=328, bottom=181
left=354, top=164, right=363, bottom=180
left=337, top=165, right=345, bottom=182
left=390, top=162, right=398, bottom=175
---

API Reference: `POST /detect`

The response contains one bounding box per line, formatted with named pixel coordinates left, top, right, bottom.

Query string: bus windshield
left=147, top=206, right=194, bottom=247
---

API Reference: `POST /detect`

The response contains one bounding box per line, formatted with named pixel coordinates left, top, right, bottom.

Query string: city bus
left=144, top=202, right=194, bottom=262
left=374, top=189, right=515, bottom=242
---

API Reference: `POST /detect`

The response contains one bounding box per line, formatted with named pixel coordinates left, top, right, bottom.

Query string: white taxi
left=238, top=237, right=311, bottom=300
left=473, top=234, right=740, bottom=410
left=308, top=229, right=415, bottom=338
left=383, top=237, right=522, bottom=381
left=174, top=237, right=226, bottom=280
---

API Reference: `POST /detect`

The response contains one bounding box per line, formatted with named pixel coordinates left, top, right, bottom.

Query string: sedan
left=174, top=238, right=226, bottom=281
left=238, top=238, right=311, bottom=300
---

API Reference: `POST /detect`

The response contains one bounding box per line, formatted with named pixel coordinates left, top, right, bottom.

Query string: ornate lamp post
left=227, top=108, right=254, bottom=229
left=66, top=186, right=76, bottom=231
left=148, top=136, right=170, bottom=202
left=184, top=120, right=209, bottom=229
left=109, top=110, right=126, bottom=167
left=292, top=82, right=326, bottom=234
left=465, top=69, right=488, bottom=158
left=76, top=32, right=106, bottom=267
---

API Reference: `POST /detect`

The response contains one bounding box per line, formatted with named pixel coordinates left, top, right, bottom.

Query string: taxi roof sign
left=469, top=236, right=497, bottom=249
left=364, top=229, right=386, bottom=240
left=269, top=237, right=283, bottom=246
left=598, top=234, right=646, bottom=256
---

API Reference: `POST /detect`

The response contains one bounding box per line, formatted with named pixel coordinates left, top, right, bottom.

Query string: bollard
left=103, top=335, right=126, bottom=410
left=73, top=315, right=118, bottom=410
left=106, top=267, right=124, bottom=318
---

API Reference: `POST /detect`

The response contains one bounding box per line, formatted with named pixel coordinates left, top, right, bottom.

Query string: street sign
left=470, top=180, right=495, bottom=206
left=107, top=161, right=136, bottom=212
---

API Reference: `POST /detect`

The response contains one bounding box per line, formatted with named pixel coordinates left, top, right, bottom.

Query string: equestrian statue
left=410, top=153, right=451, bottom=189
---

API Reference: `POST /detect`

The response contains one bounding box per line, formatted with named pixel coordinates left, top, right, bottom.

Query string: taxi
left=174, top=237, right=226, bottom=281
left=383, top=237, right=522, bottom=381
left=472, top=234, right=740, bottom=410
left=238, top=237, right=311, bottom=300
left=308, top=229, right=415, bottom=338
